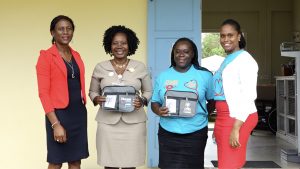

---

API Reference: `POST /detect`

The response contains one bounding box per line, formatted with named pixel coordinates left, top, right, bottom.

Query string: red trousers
left=214, top=101, right=258, bottom=169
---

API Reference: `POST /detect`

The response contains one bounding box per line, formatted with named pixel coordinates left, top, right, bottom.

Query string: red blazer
left=36, top=44, right=86, bottom=114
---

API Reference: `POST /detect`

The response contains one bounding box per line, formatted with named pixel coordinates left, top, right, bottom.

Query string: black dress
left=46, top=57, right=89, bottom=163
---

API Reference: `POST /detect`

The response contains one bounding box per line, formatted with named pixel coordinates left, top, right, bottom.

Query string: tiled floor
left=204, top=129, right=300, bottom=168
left=136, top=125, right=300, bottom=169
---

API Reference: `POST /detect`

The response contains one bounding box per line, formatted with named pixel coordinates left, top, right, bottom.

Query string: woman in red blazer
left=36, top=15, right=89, bottom=169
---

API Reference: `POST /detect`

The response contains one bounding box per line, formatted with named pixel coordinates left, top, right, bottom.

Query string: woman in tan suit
left=89, top=25, right=152, bottom=169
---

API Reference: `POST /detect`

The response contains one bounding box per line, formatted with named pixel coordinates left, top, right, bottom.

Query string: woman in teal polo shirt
left=151, top=37, right=214, bottom=169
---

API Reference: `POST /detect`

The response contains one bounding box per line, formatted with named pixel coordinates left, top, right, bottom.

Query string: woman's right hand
left=53, top=124, right=67, bottom=143
left=151, top=102, right=169, bottom=116
left=157, top=106, right=169, bottom=116
left=93, top=96, right=106, bottom=105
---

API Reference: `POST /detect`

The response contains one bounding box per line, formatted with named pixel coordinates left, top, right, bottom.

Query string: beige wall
left=203, top=0, right=294, bottom=84
left=0, top=0, right=147, bottom=168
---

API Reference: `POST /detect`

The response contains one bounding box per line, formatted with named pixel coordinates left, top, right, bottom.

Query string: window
left=201, top=32, right=225, bottom=73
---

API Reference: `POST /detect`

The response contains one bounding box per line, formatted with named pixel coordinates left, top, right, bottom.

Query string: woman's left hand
left=133, top=97, right=143, bottom=109
left=229, top=128, right=241, bottom=148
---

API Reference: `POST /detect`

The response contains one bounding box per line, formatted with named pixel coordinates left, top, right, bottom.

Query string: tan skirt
left=96, top=119, right=146, bottom=167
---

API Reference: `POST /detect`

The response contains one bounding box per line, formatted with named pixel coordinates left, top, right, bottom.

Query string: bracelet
left=51, top=121, right=60, bottom=129
left=140, top=96, right=148, bottom=106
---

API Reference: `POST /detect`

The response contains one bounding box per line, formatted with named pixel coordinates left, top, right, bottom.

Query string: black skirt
left=158, top=125, right=208, bottom=169
left=45, top=57, right=89, bottom=163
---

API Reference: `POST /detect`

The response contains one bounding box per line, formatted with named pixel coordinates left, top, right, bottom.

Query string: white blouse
left=222, top=51, right=259, bottom=122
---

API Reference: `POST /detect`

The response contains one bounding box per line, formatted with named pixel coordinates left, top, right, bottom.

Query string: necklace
left=63, top=58, right=75, bottom=78
left=112, top=59, right=128, bottom=69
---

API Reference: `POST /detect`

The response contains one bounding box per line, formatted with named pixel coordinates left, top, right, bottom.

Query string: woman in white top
left=212, top=19, right=259, bottom=169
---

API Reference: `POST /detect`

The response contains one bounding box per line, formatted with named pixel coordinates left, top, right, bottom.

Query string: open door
left=147, top=0, right=202, bottom=167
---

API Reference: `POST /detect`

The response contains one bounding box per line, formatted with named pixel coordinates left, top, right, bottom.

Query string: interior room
left=202, top=0, right=300, bottom=168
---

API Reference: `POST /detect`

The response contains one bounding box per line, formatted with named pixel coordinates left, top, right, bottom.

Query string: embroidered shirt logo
left=184, top=80, right=198, bottom=90
left=214, top=78, right=224, bottom=96
left=165, top=80, right=178, bottom=90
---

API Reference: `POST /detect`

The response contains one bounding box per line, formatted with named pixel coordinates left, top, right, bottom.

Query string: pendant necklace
left=111, top=59, right=129, bottom=84
left=63, top=58, right=75, bottom=78
left=112, top=59, right=128, bottom=69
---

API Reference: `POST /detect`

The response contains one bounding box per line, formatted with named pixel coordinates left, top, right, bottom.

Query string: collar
left=47, top=44, right=78, bottom=57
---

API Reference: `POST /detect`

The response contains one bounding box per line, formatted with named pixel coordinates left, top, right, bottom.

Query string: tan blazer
left=89, top=59, right=153, bottom=124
